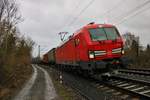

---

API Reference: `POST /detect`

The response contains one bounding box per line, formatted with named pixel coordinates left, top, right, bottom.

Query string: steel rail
left=110, top=74, right=150, bottom=86
left=101, top=80, right=150, bottom=100
left=101, top=74, right=150, bottom=100
left=126, top=68, right=150, bottom=72
left=118, top=69, right=150, bottom=76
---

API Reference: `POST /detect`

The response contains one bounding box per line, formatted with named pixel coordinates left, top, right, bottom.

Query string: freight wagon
left=47, top=48, right=56, bottom=64
left=42, top=53, right=48, bottom=64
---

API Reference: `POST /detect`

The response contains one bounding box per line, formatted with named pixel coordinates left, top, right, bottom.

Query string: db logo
left=75, top=39, right=80, bottom=46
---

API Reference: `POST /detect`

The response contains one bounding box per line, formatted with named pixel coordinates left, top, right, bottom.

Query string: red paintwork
left=55, top=23, right=124, bottom=65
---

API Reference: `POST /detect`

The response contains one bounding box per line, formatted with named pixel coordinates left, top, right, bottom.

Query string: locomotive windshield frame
left=89, top=27, right=120, bottom=41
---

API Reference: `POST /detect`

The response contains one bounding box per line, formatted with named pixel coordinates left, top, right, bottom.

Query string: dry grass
left=0, top=65, right=33, bottom=100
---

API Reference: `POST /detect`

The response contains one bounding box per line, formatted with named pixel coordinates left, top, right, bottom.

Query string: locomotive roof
left=72, top=23, right=115, bottom=37
left=83, top=23, right=115, bottom=29
left=73, top=23, right=114, bottom=34
left=57, top=23, right=115, bottom=48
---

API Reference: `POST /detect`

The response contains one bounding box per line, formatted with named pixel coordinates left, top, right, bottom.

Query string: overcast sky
left=17, top=0, right=150, bottom=57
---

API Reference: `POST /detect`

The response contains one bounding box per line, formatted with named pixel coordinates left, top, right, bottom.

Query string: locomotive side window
left=89, top=27, right=119, bottom=41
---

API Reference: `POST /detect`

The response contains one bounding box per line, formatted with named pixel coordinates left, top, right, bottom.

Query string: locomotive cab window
left=89, top=27, right=119, bottom=41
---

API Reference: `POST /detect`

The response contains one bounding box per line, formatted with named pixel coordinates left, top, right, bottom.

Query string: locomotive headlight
left=121, top=49, right=125, bottom=55
left=89, top=51, right=95, bottom=58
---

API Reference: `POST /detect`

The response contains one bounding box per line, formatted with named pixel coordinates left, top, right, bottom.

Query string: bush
left=124, top=42, right=150, bottom=68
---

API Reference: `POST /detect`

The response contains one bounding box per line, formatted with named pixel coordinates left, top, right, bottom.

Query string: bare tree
left=0, top=0, right=22, bottom=56
left=0, top=0, right=21, bottom=26
left=0, top=0, right=5, bottom=22
left=0, top=1, right=34, bottom=94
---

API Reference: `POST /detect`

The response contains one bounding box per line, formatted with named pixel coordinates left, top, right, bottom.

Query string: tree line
left=0, top=0, right=34, bottom=84
left=125, top=39, right=150, bottom=68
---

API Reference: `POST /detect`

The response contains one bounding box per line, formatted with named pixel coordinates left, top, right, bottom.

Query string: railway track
left=126, top=68, right=150, bottom=72
left=66, top=80, right=93, bottom=100
left=84, top=68, right=150, bottom=100
left=92, top=69, right=150, bottom=100
left=104, top=76, right=150, bottom=99
left=58, top=69, right=135, bottom=100
left=59, top=70, right=149, bottom=100
left=44, top=64, right=150, bottom=100
left=118, top=69, right=150, bottom=76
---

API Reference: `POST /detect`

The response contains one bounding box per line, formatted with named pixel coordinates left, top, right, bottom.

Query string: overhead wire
left=61, top=0, right=124, bottom=30
left=68, top=0, right=125, bottom=26
left=101, top=0, right=126, bottom=19
left=112, top=0, right=150, bottom=24
left=61, top=0, right=83, bottom=29
left=116, top=3, right=150, bottom=25
left=70, top=0, right=83, bottom=16
left=58, top=0, right=95, bottom=41
left=60, top=0, right=150, bottom=32
left=68, top=0, right=95, bottom=26
left=58, top=0, right=87, bottom=35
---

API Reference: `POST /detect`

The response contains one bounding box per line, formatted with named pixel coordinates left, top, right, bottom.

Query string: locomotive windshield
left=89, top=27, right=119, bottom=41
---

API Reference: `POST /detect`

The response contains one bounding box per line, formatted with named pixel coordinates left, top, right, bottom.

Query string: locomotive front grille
left=94, top=51, right=106, bottom=56
left=112, top=48, right=122, bottom=54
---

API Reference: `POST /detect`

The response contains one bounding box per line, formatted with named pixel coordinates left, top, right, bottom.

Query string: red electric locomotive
left=55, top=22, right=126, bottom=74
